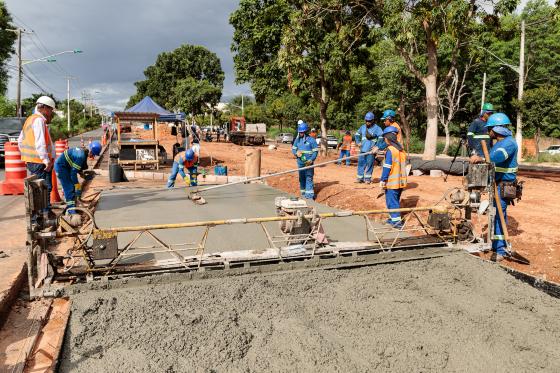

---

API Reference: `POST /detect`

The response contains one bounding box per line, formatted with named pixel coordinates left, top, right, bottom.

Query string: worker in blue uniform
left=355, top=112, right=383, bottom=184
left=167, top=149, right=199, bottom=188
left=292, top=121, right=318, bottom=199
left=485, top=113, right=518, bottom=262
left=379, top=126, right=408, bottom=229
left=54, top=141, right=101, bottom=225
left=467, top=102, right=494, bottom=163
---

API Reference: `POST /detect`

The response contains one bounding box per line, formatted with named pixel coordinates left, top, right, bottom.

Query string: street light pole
left=515, top=20, right=525, bottom=162
left=16, top=28, right=22, bottom=117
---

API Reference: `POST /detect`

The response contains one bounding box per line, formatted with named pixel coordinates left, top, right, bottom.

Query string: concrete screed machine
left=21, top=156, right=531, bottom=299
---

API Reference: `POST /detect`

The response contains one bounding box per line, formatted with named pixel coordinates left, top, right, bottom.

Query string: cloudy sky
left=5, top=0, right=250, bottom=112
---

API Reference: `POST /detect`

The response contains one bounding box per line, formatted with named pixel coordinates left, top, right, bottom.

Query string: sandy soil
left=60, top=253, right=560, bottom=373
left=138, top=133, right=560, bottom=284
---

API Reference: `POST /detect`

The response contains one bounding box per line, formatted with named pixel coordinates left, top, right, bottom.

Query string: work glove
left=379, top=181, right=387, bottom=189
left=305, top=160, right=313, bottom=166
left=183, top=175, right=190, bottom=184
left=83, top=171, right=95, bottom=181
left=74, top=184, right=82, bottom=198
left=371, top=146, right=379, bottom=154
left=365, top=132, right=374, bottom=140
left=296, top=150, right=303, bottom=158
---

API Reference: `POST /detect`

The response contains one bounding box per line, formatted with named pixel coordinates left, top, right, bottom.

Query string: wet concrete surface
left=60, top=253, right=560, bottom=372
left=94, top=183, right=391, bottom=263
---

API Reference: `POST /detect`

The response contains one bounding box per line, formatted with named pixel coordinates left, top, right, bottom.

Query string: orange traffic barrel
left=0, top=142, right=26, bottom=195
left=55, top=139, right=68, bottom=158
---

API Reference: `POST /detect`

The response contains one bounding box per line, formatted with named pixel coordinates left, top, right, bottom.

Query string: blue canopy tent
left=125, top=96, right=185, bottom=122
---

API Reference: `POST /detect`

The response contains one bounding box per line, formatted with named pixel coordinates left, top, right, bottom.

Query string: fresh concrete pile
left=60, top=253, right=560, bottom=372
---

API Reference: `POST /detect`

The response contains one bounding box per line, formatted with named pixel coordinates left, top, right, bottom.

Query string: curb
left=0, top=262, right=27, bottom=330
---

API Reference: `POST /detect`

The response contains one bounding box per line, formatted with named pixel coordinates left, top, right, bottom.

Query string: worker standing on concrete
left=380, top=109, right=402, bottom=144
left=337, top=131, right=353, bottom=166
left=292, top=122, right=318, bottom=199
left=18, top=96, right=57, bottom=213
left=167, top=149, right=199, bottom=188
left=467, top=103, right=494, bottom=163
left=485, top=113, right=518, bottom=262
left=54, top=142, right=100, bottom=225
left=380, top=126, right=408, bottom=229
left=355, top=112, right=383, bottom=184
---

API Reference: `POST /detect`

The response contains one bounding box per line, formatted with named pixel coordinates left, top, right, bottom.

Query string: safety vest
left=19, top=114, right=53, bottom=164
left=386, top=145, right=407, bottom=189
left=392, top=122, right=403, bottom=144
left=174, top=151, right=199, bottom=168
left=340, top=135, right=352, bottom=150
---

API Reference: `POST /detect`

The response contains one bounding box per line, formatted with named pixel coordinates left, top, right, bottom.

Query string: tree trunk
left=319, top=97, right=328, bottom=156
left=423, top=73, right=439, bottom=160
left=535, top=128, right=541, bottom=162
left=442, top=122, right=450, bottom=155
left=398, top=95, right=410, bottom=153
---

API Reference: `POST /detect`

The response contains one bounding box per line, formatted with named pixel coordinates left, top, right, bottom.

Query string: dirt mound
left=60, top=254, right=560, bottom=372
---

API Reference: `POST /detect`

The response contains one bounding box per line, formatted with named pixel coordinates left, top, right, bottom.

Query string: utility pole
left=66, top=76, right=76, bottom=132
left=480, top=72, right=487, bottom=111
left=515, top=20, right=525, bottom=162
left=16, top=28, right=22, bottom=117
left=241, top=94, right=244, bottom=117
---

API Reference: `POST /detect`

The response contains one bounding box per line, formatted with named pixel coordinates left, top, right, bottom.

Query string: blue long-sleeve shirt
left=380, top=148, right=393, bottom=182
left=467, top=117, right=490, bottom=156
left=489, top=136, right=518, bottom=182
left=55, top=147, right=88, bottom=184
left=355, top=124, right=384, bottom=152
left=292, top=135, right=318, bottom=162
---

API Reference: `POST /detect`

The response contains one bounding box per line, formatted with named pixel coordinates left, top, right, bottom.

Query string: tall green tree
left=127, top=45, right=224, bottom=113
left=0, top=2, right=16, bottom=95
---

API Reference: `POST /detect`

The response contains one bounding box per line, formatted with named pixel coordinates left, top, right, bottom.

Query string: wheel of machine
left=456, top=220, right=476, bottom=243
left=60, top=206, right=98, bottom=270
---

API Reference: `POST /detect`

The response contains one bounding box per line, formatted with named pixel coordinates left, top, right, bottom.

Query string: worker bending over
left=54, top=141, right=100, bottom=225
left=167, top=149, right=199, bottom=188
left=337, top=131, right=353, bottom=166
left=379, top=126, right=408, bottom=229
left=468, top=103, right=494, bottom=163
left=380, top=109, right=402, bottom=144
left=18, top=96, right=56, bottom=214
left=292, top=122, right=318, bottom=199
left=485, top=113, right=518, bottom=262
left=355, top=112, right=383, bottom=183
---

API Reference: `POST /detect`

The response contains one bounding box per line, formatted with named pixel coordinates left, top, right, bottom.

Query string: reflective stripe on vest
left=20, top=114, right=52, bottom=163
left=386, top=146, right=407, bottom=189
left=495, top=166, right=518, bottom=173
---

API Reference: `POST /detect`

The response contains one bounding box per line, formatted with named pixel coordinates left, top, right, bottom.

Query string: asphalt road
left=0, top=170, right=20, bottom=215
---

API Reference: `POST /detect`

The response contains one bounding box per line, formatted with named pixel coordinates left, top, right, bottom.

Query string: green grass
left=524, top=153, right=560, bottom=163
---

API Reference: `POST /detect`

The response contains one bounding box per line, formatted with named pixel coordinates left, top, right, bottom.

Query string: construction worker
left=17, top=96, right=56, bottom=213
left=189, top=121, right=202, bottom=156
left=54, top=142, right=100, bottom=225
left=485, top=113, right=518, bottom=262
left=292, top=121, right=318, bottom=199
left=337, top=130, right=353, bottom=166
left=467, top=103, right=494, bottom=163
left=380, top=109, right=402, bottom=144
left=380, top=126, right=408, bottom=229
left=167, top=148, right=199, bottom=188
left=355, top=112, right=383, bottom=183
left=309, top=128, right=318, bottom=139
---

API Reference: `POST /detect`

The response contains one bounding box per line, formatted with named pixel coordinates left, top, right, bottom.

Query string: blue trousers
left=167, top=161, right=197, bottom=187
left=492, top=186, right=509, bottom=256
left=297, top=160, right=314, bottom=199
left=357, top=153, right=374, bottom=181
left=385, top=188, right=403, bottom=223
left=54, top=162, right=78, bottom=213
left=27, top=163, right=52, bottom=211
left=338, top=149, right=350, bottom=165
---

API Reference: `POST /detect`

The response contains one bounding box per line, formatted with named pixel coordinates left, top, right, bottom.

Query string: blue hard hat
left=185, top=149, right=195, bottom=161
left=381, top=109, right=396, bottom=120
left=490, top=125, right=512, bottom=137
left=383, top=126, right=399, bottom=135
left=364, top=112, right=375, bottom=121
left=297, top=122, right=309, bottom=133
left=486, top=113, right=511, bottom=127
left=89, top=140, right=102, bottom=156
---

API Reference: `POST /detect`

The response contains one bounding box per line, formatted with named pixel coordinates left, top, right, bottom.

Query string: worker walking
left=292, top=122, right=318, bottom=199
left=189, top=121, right=202, bottom=156
left=467, top=103, right=494, bottom=163
left=355, top=112, right=383, bottom=183
left=380, top=126, right=408, bottom=229
left=54, top=143, right=100, bottom=225
left=337, top=131, right=353, bottom=166
left=167, top=149, right=199, bottom=188
left=17, top=96, right=56, bottom=213
left=380, top=109, right=402, bottom=144
left=485, top=113, right=518, bottom=262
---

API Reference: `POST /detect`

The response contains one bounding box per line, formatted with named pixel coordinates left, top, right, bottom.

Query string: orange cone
left=50, top=170, right=62, bottom=203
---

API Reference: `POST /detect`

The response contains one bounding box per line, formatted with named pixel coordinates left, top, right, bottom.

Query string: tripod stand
left=443, top=134, right=469, bottom=182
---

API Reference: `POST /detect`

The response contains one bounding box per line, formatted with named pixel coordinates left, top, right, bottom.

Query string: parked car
left=276, top=132, right=294, bottom=144
left=326, top=135, right=338, bottom=149
left=541, top=145, right=560, bottom=155
left=0, top=117, right=24, bottom=167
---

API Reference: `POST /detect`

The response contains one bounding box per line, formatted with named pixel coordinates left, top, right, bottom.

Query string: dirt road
left=145, top=134, right=559, bottom=283
left=60, top=253, right=560, bottom=372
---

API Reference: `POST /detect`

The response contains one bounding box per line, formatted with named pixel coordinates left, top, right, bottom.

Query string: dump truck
left=228, top=116, right=266, bottom=146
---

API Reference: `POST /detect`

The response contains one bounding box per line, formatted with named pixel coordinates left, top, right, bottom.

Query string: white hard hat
left=36, top=96, right=56, bottom=109
left=297, top=119, right=303, bottom=125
